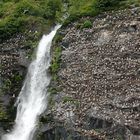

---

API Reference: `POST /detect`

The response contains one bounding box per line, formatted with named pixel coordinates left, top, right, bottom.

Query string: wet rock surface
left=0, top=31, right=39, bottom=131
left=49, top=8, right=140, bottom=140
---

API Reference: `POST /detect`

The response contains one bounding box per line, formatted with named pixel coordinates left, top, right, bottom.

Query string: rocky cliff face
left=0, top=6, right=140, bottom=140
left=0, top=29, right=41, bottom=135
left=43, top=8, right=140, bottom=140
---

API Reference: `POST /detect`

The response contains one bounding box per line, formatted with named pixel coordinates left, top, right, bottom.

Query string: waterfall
left=2, top=25, right=61, bottom=140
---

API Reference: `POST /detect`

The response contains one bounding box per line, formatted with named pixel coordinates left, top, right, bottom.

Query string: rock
left=128, top=135, right=140, bottom=140
left=18, top=51, right=30, bottom=68
left=0, top=127, right=4, bottom=138
left=61, top=41, right=70, bottom=48
left=0, top=94, right=11, bottom=107
left=0, top=32, right=34, bottom=130
left=49, top=7, right=140, bottom=140
left=40, top=124, right=52, bottom=133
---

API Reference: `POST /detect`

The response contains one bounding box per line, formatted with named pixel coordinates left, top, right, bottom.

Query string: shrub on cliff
left=82, top=20, right=92, bottom=28
left=14, top=0, right=42, bottom=17
left=0, top=1, right=41, bottom=42
left=95, top=0, right=122, bottom=11
left=64, top=0, right=138, bottom=26
left=0, top=17, right=25, bottom=42
left=0, top=0, right=140, bottom=41
left=50, top=47, right=62, bottom=74
left=0, top=0, right=63, bottom=42
left=43, top=0, right=63, bottom=21
left=0, top=107, right=7, bottom=120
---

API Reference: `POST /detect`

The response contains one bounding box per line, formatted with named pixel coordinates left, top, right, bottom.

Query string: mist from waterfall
left=2, top=25, right=61, bottom=140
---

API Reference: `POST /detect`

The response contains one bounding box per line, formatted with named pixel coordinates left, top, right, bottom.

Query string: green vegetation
left=50, top=46, right=62, bottom=74
left=0, top=73, right=23, bottom=96
left=48, top=46, right=62, bottom=95
left=82, top=20, right=92, bottom=29
left=0, top=106, right=7, bottom=120
left=48, top=87, right=62, bottom=95
left=1, top=79, right=12, bottom=94
left=64, top=0, right=140, bottom=25
left=63, top=96, right=74, bottom=103
left=0, top=0, right=64, bottom=42
left=62, top=96, right=80, bottom=107
left=76, top=20, right=93, bottom=29
left=95, top=0, right=122, bottom=11
left=0, top=0, right=140, bottom=41
left=43, top=0, right=63, bottom=21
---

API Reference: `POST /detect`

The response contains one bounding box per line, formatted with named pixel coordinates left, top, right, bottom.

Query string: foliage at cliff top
left=68, top=0, right=140, bottom=16
left=64, top=0, right=140, bottom=24
left=0, top=0, right=63, bottom=42
left=0, top=0, right=140, bottom=42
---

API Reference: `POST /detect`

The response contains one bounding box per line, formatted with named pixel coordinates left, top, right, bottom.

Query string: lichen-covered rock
left=48, top=8, right=140, bottom=140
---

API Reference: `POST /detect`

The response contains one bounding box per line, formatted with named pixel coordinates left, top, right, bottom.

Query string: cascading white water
left=2, top=25, right=61, bottom=140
